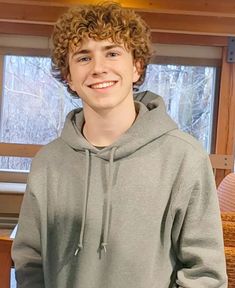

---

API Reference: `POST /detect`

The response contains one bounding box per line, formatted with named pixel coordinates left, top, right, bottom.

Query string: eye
left=77, top=56, right=91, bottom=63
left=107, top=51, right=120, bottom=57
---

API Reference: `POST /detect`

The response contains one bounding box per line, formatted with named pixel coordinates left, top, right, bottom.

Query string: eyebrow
left=71, top=44, right=124, bottom=58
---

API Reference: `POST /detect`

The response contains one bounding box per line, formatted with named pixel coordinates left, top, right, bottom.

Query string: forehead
left=69, top=38, right=128, bottom=53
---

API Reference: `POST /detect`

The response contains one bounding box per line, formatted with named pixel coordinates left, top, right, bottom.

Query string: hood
left=61, top=91, right=178, bottom=160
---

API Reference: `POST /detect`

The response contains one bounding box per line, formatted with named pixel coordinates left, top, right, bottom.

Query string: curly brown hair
left=51, top=1, right=152, bottom=97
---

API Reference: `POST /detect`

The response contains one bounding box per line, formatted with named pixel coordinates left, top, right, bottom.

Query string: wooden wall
left=1, top=0, right=235, bottom=36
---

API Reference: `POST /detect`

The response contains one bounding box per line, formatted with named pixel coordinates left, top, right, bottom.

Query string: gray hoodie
left=12, top=91, right=227, bottom=288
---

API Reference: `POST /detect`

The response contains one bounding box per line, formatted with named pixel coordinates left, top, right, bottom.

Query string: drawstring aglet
left=101, top=243, right=107, bottom=253
left=74, top=246, right=81, bottom=256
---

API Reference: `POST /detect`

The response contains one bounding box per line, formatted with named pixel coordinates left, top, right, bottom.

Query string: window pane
left=0, top=156, right=31, bottom=171
left=0, top=55, right=81, bottom=145
left=139, top=64, right=216, bottom=152
left=0, top=55, right=81, bottom=171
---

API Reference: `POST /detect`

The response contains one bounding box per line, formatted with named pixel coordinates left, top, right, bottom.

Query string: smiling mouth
left=89, top=81, right=117, bottom=89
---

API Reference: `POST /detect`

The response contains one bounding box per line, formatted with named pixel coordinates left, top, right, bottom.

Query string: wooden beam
left=216, top=47, right=235, bottom=154
left=0, top=171, right=28, bottom=183
left=0, top=22, right=53, bottom=36
left=1, top=3, right=235, bottom=29
left=151, top=32, right=228, bottom=47
left=1, top=0, right=235, bottom=16
left=151, top=56, right=221, bottom=67
left=0, top=3, right=65, bottom=24
left=139, top=12, right=235, bottom=36
left=209, top=154, right=234, bottom=170
left=0, top=13, right=235, bottom=37
left=0, top=188, right=24, bottom=213
left=0, top=236, right=13, bottom=287
left=0, top=47, right=50, bottom=56
left=215, top=47, right=235, bottom=185
left=0, top=143, right=42, bottom=157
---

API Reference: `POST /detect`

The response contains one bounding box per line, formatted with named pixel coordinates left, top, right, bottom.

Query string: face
left=67, top=38, right=140, bottom=113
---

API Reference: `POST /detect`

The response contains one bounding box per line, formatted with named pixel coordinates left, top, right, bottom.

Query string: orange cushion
left=217, top=173, right=235, bottom=212
left=224, top=246, right=235, bottom=288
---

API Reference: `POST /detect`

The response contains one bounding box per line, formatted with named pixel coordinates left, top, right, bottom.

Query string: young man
left=12, top=2, right=227, bottom=288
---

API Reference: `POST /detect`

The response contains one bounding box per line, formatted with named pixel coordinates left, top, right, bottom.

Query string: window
left=0, top=42, right=221, bottom=174
left=139, top=64, right=217, bottom=152
left=0, top=55, right=81, bottom=171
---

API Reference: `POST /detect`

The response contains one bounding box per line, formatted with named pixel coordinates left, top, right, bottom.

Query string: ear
left=67, top=73, right=76, bottom=92
left=133, top=60, right=142, bottom=83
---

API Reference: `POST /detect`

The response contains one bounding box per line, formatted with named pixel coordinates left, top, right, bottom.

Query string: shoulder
left=168, top=129, right=205, bottom=153
left=163, top=129, right=212, bottom=184
left=30, top=137, right=70, bottom=170
left=166, top=129, right=208, bottom=161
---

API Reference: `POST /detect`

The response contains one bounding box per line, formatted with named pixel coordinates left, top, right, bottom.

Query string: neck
left=82, top=97, right=136, bottom=147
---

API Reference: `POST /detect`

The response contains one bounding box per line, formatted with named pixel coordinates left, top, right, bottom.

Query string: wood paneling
left=0, top=237, right=13, bottom=288
left=0, top=193, right=23, bottom=214
left=2, top=0, right=235, bottom=15
left=0, top=3, right=65, bottom=23
left=1, top=0, right=235, bottom=36
left=140, top=12, right=235, bottom=36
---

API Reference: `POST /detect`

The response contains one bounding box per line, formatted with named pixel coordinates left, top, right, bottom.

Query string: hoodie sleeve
left=171, top=155, right=228, bottom=288
left=12, top=184, right=44, bottom=288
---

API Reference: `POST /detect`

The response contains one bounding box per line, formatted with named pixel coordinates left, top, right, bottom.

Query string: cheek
left=69, top=69, right=84, bottom=87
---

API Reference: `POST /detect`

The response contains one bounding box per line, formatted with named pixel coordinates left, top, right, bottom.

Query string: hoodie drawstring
left=100, top=147, right=116, bottom=253
left=75, top=149, right=90, bottom=256
left=74, top=147, right=117, bottom=256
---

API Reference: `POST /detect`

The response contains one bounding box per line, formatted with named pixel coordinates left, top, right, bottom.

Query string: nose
left=91, top=56, right=107, bottom=76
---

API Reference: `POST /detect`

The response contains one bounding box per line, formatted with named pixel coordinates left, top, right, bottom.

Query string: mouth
left=88, top=81, right=117, bottom=89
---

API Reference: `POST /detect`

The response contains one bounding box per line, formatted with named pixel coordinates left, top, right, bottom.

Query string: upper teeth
left=90, top=81, right=115, bottom=89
